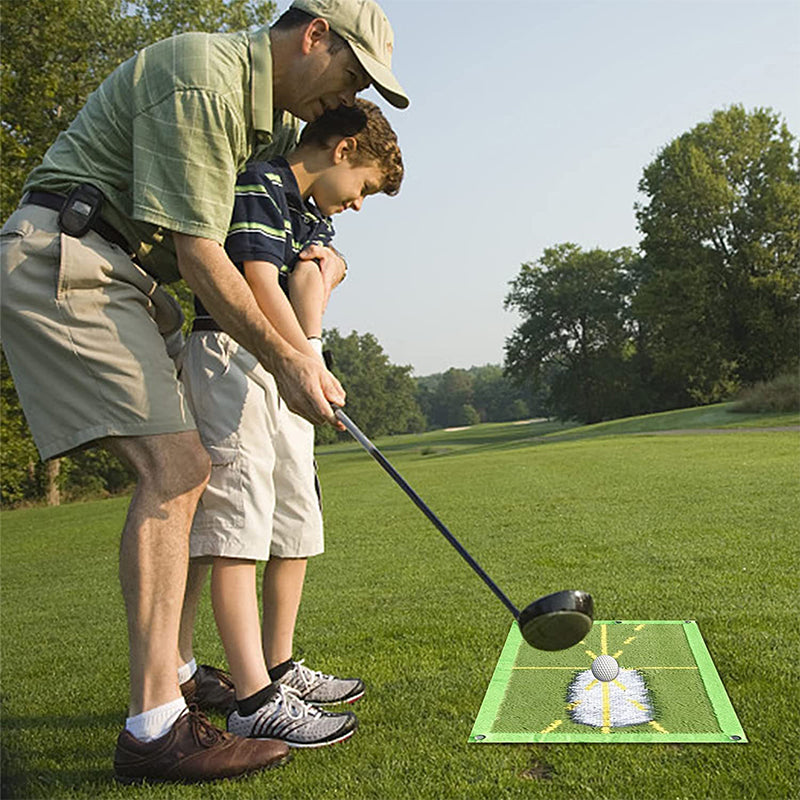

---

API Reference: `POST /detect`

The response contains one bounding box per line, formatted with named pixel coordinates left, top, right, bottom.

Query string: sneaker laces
left=291, top=659, right=332, bottom=691
left=274, top=684, right=324, bottom=720
left=185, top=704, right=224, bottom=746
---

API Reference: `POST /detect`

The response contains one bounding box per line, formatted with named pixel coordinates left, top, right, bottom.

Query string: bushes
left=731, top=372, right=800, bottom=413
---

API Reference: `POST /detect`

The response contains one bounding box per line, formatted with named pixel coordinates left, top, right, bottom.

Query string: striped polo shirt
left=194, top=157, right=335, bottom=322
left=23, top=26, right=300, bottom=283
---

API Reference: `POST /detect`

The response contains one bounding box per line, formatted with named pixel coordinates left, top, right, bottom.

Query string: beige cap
left=290, top=0, right=409, bottom=109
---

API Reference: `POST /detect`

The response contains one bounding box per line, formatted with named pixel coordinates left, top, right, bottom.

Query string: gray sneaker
left=227, top=686, right=357, bottom=749
left=276, top=659, right=365, bottom=706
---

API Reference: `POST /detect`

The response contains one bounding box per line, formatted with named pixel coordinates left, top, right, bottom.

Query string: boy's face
left=312, top=158, right=384, bottom=217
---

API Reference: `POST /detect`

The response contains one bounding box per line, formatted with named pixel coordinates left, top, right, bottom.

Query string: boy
left=179, top=99, right=403, bottom=748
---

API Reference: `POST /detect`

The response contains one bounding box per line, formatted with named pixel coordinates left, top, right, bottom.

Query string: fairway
left=1, top=412, right=798, bottom=799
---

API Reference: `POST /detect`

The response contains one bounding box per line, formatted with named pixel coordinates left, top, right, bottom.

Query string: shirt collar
left=271, top=157, right=326, bottom=222
left=271, top=157, right=305, bottom=211
left=248, top=25, right=273, bottom=143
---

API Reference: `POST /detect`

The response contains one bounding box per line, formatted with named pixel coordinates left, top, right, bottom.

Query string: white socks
left=177, top=658, right=197, bottom=686
left=124, top=660, right=197, bottom=742
left=125, top=696, right=187, bottom=742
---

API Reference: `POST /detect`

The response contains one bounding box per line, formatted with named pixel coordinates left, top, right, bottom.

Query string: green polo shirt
left=23, top=26, right=300, bottom=283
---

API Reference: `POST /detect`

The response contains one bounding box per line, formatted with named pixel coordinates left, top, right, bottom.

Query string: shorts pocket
left=195, top=436, right=244, bottom=531
left=0, top=209, right=34, bottom=239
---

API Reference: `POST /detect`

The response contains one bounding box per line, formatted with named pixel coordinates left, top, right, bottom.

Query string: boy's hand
left=298, top=244, right=347, bottom=314
left=298, top=245, right=347, bottom=288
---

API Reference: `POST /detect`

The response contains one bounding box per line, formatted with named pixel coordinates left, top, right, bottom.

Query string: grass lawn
left=1, top=406, right=798, bottom=799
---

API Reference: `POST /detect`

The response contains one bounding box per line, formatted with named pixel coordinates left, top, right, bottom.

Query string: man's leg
left=105, top=430, right=210, bottom=716
left=261, top=556, right=308, bottom=669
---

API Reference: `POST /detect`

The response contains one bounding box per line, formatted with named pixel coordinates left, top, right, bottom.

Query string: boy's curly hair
left=298, top=99, right=404, bottom=196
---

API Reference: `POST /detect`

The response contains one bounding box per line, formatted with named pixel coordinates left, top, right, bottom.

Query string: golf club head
left=517, top=590, right=594, bottom=651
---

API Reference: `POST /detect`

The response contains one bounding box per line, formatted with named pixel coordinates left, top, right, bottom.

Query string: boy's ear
left=333, top=137, right=359, bottom=163
left=301, top=18, right=330, bottom=54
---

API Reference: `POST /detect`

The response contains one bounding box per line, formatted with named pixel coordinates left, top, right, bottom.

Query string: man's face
left=311, top=158, right=383, bottom=217
left=290, top=28, right=371, bottom=122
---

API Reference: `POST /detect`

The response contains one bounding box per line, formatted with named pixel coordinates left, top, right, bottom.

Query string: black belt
left=192, top=317, right=222, bottom=332
left=23, top=190, right=132, bottom=254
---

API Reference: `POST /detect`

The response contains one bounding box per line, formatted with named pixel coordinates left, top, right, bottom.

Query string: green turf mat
left=469, top=620, right=746, bottom=744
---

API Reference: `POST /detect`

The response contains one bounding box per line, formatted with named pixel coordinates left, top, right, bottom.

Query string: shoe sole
left=113, top=751, right=292, bottom=785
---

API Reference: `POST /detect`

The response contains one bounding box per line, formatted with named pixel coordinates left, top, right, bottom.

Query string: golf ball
left=591, top=655, right=619, bottom=682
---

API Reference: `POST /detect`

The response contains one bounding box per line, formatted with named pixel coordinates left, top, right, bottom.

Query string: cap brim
left=349, top=43, right=409, bottom=109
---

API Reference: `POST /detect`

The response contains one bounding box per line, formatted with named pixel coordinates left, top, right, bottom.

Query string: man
left=0, top=0, right=408, bottom=784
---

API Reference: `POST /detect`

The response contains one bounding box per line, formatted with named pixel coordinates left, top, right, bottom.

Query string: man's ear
left=301, top=18, right=331, bottom=54
left=333, top=137, right=359, bottom=163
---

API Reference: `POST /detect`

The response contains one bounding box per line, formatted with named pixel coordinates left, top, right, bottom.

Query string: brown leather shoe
left=113, top=706, right=290, bottom=784
left=180, top=664, right=236, bottom=714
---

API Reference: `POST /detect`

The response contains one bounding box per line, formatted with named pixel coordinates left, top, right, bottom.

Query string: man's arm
left=173, top=233, right=344, bottom=425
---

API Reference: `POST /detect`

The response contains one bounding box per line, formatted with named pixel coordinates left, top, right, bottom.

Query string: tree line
left=505, top=105, right=799, bottom=424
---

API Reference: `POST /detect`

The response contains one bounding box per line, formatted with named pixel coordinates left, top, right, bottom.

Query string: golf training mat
left=469, top=620, right=746, bottom=744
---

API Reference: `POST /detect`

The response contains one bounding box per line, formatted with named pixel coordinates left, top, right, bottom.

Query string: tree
left=425, top=368, right=475, bottom=428
left=1, top=0, right=275, bottom=505
left=1, top=352, right=41, bottom=505
left=1, top=0, right=275, bottom=220
left=470, top=364, right=534, bottom=422
left=634, top=105, right=800, bottom=403
left=320, top=329, right=425, bottom=442
left=504, top=244, right=641, bottom=423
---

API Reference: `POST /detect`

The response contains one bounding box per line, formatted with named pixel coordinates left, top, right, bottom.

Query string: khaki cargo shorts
left=182, top=331, right=324, bottom=561
left=0, top=205, right=194, bottom=460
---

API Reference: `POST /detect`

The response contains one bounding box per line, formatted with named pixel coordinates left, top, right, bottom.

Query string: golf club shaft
left=334, top=408, right=521, bottom=619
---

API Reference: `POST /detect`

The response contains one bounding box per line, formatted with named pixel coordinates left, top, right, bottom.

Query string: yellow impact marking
left=585, top=650, right=598, bottom=660
left=601, top=624, right=608, bottom=656
left=566, top=700, right=583, bottom=711
left=613, top=679, right=627, bottom=691
left=612, top=650, right=623, bottom=659
left=623, top=637, right=636, bottom=645
left=602, top=726, right=611, bottom=734
left=602, top=681, right=611, bottom=730
left=649, top=721, right=668, bottom=734
left=585, top=679, right=599, bottom=691
left=634, top=624, right=645, bottom=631
left=626, top=698, right=648, bottom=712
left=540, top=719, right=563, bottom=734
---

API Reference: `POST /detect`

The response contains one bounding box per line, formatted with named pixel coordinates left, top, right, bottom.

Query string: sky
left=280, top=0, right=800, bottom=376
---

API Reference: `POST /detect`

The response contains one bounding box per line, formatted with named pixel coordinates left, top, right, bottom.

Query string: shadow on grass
left=1, top=709, right=123, bottom=798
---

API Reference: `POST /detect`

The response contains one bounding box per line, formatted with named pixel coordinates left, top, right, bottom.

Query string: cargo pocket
left=195, top=436, right=244, bottom=531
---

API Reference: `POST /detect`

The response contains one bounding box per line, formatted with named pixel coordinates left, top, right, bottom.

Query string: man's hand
left=273, top=349, right=346, bottom=427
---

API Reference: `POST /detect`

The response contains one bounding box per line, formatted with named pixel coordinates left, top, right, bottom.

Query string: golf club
left=332, top=406, right=593, bottom=650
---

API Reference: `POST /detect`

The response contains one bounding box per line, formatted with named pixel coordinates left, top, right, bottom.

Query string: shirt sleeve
left=224, top=164, right=289, bottom=268
left=131, top=89, right=248, bottom=243
left=310, top=217, right=336, bottom=249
